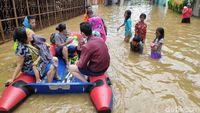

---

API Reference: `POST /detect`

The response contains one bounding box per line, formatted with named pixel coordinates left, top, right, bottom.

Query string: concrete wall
left=193, top=0, right=200, bottom=17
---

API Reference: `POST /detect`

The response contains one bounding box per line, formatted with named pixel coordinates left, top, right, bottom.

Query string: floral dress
left=135, top=21, right=147, bottom=43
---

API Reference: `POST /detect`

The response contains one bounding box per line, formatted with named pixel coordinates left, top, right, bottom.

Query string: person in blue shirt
left=117, top=10, right=132, bottom=43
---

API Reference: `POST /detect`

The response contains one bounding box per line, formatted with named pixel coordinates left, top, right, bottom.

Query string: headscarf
left=23, top=16, right=32, bottom=29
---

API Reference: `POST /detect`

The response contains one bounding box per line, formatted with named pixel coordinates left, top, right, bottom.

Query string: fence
left=0, top=0, right=86, bottom=43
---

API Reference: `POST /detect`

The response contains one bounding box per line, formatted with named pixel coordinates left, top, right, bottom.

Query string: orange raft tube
left=89, top=74, right=113, bottom=113
left=0, top=32, right=113, bottom=113
left=0, top=74, right=35, bottom=112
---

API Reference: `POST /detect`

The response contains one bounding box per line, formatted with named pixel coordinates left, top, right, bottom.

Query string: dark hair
left=86, top=5, right=91, bottom=9
left=187, top=5, right=191, bottom=8
left=156, top=27, right=165, bottom=39
left=125, top=10, right=131, bottom=21
left=140, top=13, right=146, bottom=19
left=80, top=22, right=92, bottom=36
left=56, top=23, right=66, bottom=32
left=87, top=9, right=93, bottom=16
left=50, top=33, right=56, bottom=44
left=27, top=16, right=35, bottom=21
left=13, top=28, right=28, bottom=44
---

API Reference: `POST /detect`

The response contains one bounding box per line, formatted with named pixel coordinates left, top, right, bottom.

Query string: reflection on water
left=0, top=2, right=200, bottom=113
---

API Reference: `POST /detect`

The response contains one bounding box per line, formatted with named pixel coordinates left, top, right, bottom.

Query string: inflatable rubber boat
left=0, top=33, right=113, bottom=113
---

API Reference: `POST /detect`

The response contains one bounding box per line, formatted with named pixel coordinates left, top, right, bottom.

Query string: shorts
left=24, top=63, right=51, bottom=78
left=125, top=31, right=132, bottom=38
left=41, top=63, right=51, bottom=78
left=56, top=45, right=77, bottom=58
left=78, top=67, right=107, bottom=76
left=67, top=45, right=77, bottom=58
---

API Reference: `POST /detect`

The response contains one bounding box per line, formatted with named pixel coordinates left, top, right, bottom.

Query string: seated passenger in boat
left=27, top=29, right=60, bottom=82
left=6, top=28, right=36, bottom=85
left=6, top=28, right=59, bottom=85
left=52, top=23, right=77, bottom=65
left=69, top=22, right=110, bottom=82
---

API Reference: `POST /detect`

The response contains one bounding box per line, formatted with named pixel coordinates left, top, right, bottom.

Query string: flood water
left=0, top=2, right=200, bottom=113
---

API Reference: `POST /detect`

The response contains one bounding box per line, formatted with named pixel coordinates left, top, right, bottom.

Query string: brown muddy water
left=0, top=3, right=200, bottom=113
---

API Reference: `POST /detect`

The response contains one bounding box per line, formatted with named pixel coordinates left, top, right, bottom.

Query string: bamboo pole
left=37, top=0, right=43, bottom=28
left=46, top=0, right=50, bottom=26
left=12, top=0, right=19, bottom=27
left=26, top=0, right=30, bottom=15
left=0, top=20, right=5, bottom=41
left=54, top=0, right=57, bottom=24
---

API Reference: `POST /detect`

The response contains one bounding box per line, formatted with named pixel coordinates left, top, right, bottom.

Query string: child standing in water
left=117, top=10, right=132, bottom=43
left=135, top=13, right=147, bottom=43
left=151, top=27, right=164, bottom=59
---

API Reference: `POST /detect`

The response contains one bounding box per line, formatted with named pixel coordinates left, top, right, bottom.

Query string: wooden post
left=46, top=0, right=50, bottom=26
left=36, top=0, right=43, bottom=28
left=12, top=0, right=19, bottom=27
left=26, top=0, right=30, bottom=15
left=70, top=0, right=72, bottom=18
left=54, top=0, right=57, bottom=24
left=86, top=0, right=90, bottom=6
left=0, top=20, right=5, bottom=42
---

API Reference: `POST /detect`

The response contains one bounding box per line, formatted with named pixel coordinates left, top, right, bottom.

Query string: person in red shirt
left=181, top=5, right=193, bottom=23
left=69, top=22, right=110, bottom=82
left=134, top=13, right=147, bottom=43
